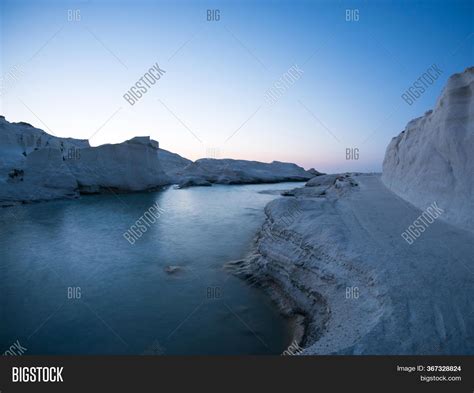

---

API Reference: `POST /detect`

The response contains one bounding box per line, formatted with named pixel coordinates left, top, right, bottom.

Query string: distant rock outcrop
left=307, top=168, right=325, bottom=177
left=382, top=67, right=474, bottom=232
left=157, top=148, right=192, bottom=183
left=177, top=158, right=313, bottom=188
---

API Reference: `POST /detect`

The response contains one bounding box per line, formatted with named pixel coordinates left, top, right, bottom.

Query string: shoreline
left=227, top=174, right=360, bottom=352
left=0, top=181, right=308, bottom=208
left=225, top=256, right=314, bottom=348
left=226, top=235, right=330, bottom=352
left=230, top=173, right=474, bottom=354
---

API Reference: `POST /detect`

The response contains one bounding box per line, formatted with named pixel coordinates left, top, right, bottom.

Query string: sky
left=0, top=0, right=472, bottom=173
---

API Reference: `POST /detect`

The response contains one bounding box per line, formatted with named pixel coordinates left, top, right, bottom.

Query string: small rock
left=164, top=265, right=184, bottom=274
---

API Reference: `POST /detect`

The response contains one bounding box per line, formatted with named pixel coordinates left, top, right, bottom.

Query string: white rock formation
left=178, top=158, right=313, bottom=188
left=0, top=117, right=169, bottom=203
left=0, top=147, right=79, bottom=203
left=67, top=136, right=169, bottom=193
left=382, top=67, right=474, bottom=232
left=0, top=117, right=85, bottom=203
left=157, top=148, right=192, bottom=183
left=231, top=174, right=474, bottom=354
left=230, top=68, right=474, bottom=354
left=0, top=116, right=315, bottom=202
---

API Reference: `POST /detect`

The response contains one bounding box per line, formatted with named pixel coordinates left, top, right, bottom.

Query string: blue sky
left=1, top=0, right=472, bottom=172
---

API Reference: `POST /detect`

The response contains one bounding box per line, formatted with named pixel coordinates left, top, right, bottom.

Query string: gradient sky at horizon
left=1, top=0, right=473, bottom=173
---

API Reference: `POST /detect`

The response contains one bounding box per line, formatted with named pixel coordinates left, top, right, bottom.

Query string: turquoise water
left=0, top=183, right=300, bottom=355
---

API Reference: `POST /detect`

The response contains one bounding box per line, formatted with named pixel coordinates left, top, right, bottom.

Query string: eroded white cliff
left=67, top=137, right=169, bottom=193
left=231, top=174, right=474, bottom=354
left=382, top=67, right=474, bottom=232
left=229, top=68, right=474, bottom=354
left=0, top=117, right=169, bottom=204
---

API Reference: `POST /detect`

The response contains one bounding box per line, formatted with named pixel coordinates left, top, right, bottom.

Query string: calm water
left=0, top=183, right=301, bottom=355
